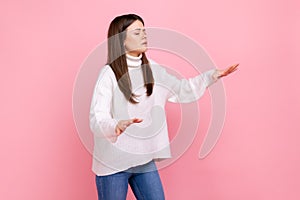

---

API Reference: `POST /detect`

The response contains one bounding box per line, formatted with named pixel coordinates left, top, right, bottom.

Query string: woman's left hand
left=213, top=63, right=239, bottom=80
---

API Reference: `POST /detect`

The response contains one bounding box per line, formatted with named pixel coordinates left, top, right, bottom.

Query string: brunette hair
left=106, top=14, right=154, bottom=104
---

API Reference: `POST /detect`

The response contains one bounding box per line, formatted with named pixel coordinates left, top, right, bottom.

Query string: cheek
left=125, top=37, right=139, bottom=50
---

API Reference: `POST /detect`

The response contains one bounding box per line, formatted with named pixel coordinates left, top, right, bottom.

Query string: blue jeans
left=95, top=160, right=165, bottom=200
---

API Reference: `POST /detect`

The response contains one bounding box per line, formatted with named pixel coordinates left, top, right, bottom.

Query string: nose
left=142, top=30, right=147, bottom=39
left=142, top=35, right=147, bottom=40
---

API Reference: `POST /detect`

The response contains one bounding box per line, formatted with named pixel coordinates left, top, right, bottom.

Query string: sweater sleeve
left=89, top=66, right=118, bottom=143
left=151, top=60, right=218, bottom=103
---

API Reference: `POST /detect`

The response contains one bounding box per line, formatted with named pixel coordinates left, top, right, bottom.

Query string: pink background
left=1, top=0, right=299, bottom=199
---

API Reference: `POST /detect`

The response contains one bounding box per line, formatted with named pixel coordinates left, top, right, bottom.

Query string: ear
left=124, top=42, right=128, bottom=51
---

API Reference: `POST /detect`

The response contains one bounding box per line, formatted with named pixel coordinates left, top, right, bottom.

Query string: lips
left=141, top=41, right=147, bottom=45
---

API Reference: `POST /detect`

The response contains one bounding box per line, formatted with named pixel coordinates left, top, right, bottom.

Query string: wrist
left=212, top=69, right=220, bottom=81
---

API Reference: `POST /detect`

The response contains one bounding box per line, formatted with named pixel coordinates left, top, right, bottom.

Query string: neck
left=126, top=53, right=142, bottom=68
left=127, top=52, right=141, bottom=57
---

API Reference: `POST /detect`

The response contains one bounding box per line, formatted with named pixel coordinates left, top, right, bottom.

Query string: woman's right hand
left=115, top=118, right=143, bottom=136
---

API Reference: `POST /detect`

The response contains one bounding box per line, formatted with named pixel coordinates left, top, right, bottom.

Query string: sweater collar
left=126, top=53, right=142, bottom=68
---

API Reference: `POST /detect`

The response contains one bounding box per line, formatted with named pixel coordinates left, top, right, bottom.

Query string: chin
left=135, top=49, right=147, bottom=55
left=129, top=48, right=147, bottom=56
left=140, top=47, right=148, bottom=53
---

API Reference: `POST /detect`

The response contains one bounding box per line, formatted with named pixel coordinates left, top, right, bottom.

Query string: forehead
left=126, top=20, right=144, bottom=31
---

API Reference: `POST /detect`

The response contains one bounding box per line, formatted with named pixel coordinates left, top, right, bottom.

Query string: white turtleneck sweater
left=89, top=54, right=218, bottom=176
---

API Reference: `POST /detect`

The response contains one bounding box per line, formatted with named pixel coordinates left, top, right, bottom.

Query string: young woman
left=89, top=13, right=238, bottom=200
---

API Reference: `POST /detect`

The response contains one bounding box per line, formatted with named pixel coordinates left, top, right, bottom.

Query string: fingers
left=225, top=64, right=238, bottom=74
left=132, top=118, right=143, bottom=123
left=230, top=63, right=239, bottom=68
left=229, top=64, right=239, bottom=72
left=116, top=118, right=143, bottom=136
left=218, top=63, right=239, bottom=78
left=126, top=118, right=143, bottom=127
left=229, top=64, right=238, bottom=72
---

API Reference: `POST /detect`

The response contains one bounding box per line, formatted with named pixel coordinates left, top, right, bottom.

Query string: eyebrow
left=133, top=28, right=146, bottom=31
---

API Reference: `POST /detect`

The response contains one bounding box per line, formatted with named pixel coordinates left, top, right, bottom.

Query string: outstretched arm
left=150, top=61, right=238, bottom=103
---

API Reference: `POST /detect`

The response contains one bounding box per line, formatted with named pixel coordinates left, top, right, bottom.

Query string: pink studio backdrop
left=1, top=0, right=299, bottom=199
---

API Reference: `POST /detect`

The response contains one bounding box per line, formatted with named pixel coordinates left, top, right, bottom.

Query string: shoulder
left=148, top=58, right=169, bottom=82
left=95, top=64, right=116, bottom=87
left=148, top=58, right=166, bottom=74
left=98, top=65, right=115, bottom=78
left=148, top=58, right=159, bottom=68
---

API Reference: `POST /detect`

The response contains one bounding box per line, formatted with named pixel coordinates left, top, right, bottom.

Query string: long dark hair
left=106, top=14, right=154, bottom=104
